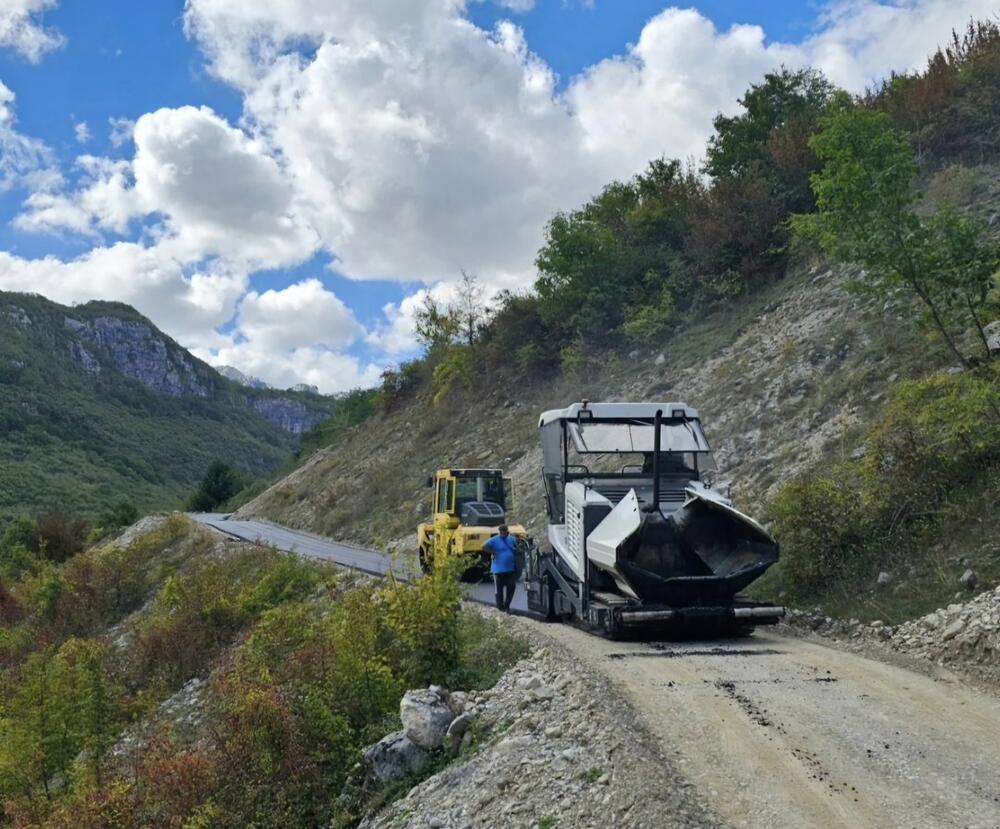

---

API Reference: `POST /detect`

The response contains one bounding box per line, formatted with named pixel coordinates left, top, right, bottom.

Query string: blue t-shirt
left=484, top=533, right=517, bottom=574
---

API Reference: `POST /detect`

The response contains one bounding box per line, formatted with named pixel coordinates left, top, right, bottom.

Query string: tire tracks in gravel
left=529, top=623, right=1000, bottom=829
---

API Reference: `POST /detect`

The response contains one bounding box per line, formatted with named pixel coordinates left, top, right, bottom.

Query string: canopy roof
left=538, top=401, right=699, bottom=427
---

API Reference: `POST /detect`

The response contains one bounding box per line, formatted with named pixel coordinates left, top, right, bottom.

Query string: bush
left=478, top=292, right=559, bottom=377
left=620, top=277, right=676, bottom=343
left=374, top=360, right=425, bottom=412
left=32, top=512, right=89, bottom=562
left=770, top=469, right=870, bottom=595
left=0, top=515, right=37, bottom=580
left=870, top=20, right=1000, bottom=164
left=188, top=461, right=243, bottom=513
left=770, top=363, right=1000, bottom=601
left=93, top=498, right=139, bottom=538
left=430, top=345, right=474, bottom=406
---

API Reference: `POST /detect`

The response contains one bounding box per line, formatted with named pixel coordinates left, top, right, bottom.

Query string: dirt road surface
left=534, top=623, right=1000, bottom=829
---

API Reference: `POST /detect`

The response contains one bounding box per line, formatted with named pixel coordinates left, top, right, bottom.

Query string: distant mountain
left=0, top=292, right=338, bottom=520
left=216, top=366, right=322, bottom=397
left=217, top=365, right=272, bottom=390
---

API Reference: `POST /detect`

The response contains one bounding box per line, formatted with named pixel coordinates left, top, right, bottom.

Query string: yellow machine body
left=417, top=468, right=525, bottom=573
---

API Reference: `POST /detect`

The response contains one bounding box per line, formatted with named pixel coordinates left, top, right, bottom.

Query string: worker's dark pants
left=493, top=571, right=517, bottom=611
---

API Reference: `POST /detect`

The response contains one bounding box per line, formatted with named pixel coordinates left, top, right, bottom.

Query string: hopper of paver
left=590, top=488, right=779, bottom=606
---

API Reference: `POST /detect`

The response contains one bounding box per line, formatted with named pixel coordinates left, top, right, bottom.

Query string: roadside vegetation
left=760, top=361, right=1000, bottom=621
left=0, top=517, right=526, bottom=828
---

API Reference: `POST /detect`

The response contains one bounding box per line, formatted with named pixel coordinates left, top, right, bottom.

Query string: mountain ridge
left=0, top=290, right=337, bottom=520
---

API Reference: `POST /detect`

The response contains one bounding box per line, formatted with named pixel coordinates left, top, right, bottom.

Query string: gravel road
left=533, top=622, right=1000, bottom=829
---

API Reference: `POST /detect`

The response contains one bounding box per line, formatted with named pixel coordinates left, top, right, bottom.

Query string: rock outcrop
left=65, top=316, right=210, bottom=398
left=218, top=365, right=271, bottom=389
left=361, top=686, right=462, bottom=787
left=58, top=310, right=329, bottom=434
left=250, top=396, right=324, bottom=434
left=3, top=305, right=32, bottom=326
left=399, top=687, right=456, bottom=750
left=362, top=731, right=433, bottom=787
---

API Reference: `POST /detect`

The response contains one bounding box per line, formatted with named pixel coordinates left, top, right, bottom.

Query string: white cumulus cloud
left=0, top=79, right=56, bottom=192
left=0, top=0, right=64, bottom=61
left=3, top=0, right=996, bottom=391
left=236, top=278, right=364, bottom=352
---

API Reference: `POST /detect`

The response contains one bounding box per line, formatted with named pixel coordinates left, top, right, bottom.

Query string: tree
left=413, top=293, right=458, bottom=352
left=188, top=461, right=242, bottom=512
left=0, top=640, right=121, bottom=805
left=95, top=498, right=139, bottom=535
left=452, top=270, right=488, bottom=346
left=793, top=96, right=998, bottom=367
left=925, top=209, right=1000, bottom=359
left=32, top=512, right=89, bottom=563
left=706, top=67, right=834, bottom=211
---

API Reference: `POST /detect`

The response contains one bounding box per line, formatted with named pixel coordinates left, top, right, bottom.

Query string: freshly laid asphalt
left=190, top=513, right=529, bottom=613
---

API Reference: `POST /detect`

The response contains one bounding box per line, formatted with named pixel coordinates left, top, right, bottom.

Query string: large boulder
left=400, top=688, right=456, bottom=750
left=361, top=731, right=430, bottom=786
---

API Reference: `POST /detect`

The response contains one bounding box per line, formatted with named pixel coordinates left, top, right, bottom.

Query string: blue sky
left=0, top=0, right=989, bottom=391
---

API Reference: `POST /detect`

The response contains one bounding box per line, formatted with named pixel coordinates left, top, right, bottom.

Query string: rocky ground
left=360, top=609, right=728, bottom=829
left=785, top=584, right=1000, bottom=688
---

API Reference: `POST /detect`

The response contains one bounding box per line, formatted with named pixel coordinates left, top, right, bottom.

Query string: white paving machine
left=525, top=401, right=784, bottom=637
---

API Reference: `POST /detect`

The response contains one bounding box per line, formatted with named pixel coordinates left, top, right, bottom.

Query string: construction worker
left=484, top=524, right=517, bottom=612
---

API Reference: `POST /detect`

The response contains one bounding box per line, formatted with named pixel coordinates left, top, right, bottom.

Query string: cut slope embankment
left=238, top=256, right=940, bottom=551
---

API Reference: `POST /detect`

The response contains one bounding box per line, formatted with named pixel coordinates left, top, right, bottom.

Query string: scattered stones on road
left=785, top=585, right=1000, bottom=686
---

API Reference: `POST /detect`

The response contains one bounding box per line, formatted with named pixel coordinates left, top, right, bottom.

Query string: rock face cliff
left=218, top=365, right=271, bottom=390
left=65, top=316, right=211, bottom=398
left=52, top=304, right=329, bottom=434
left=0, top=292, right=336, bottom=519
left=249, top=397, right=321, bottom=434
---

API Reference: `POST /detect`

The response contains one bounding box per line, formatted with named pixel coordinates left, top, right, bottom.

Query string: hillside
left=236, top=30, right=1000, bottom=603
left=238, top=162, right=1000, bottom=622
left=235, top=255, right=914, bottom=539
left=0, top=292, right=336, bottom=520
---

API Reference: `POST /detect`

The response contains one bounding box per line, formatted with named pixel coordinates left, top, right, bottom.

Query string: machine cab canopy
left=539, top=402, right=711, bottom=468
left=434, top=468, right=512, bottom=516
left=538, top=402, right=716, bottom=523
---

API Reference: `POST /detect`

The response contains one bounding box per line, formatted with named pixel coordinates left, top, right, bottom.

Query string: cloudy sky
left=0, top=0, right=995, bottom=392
